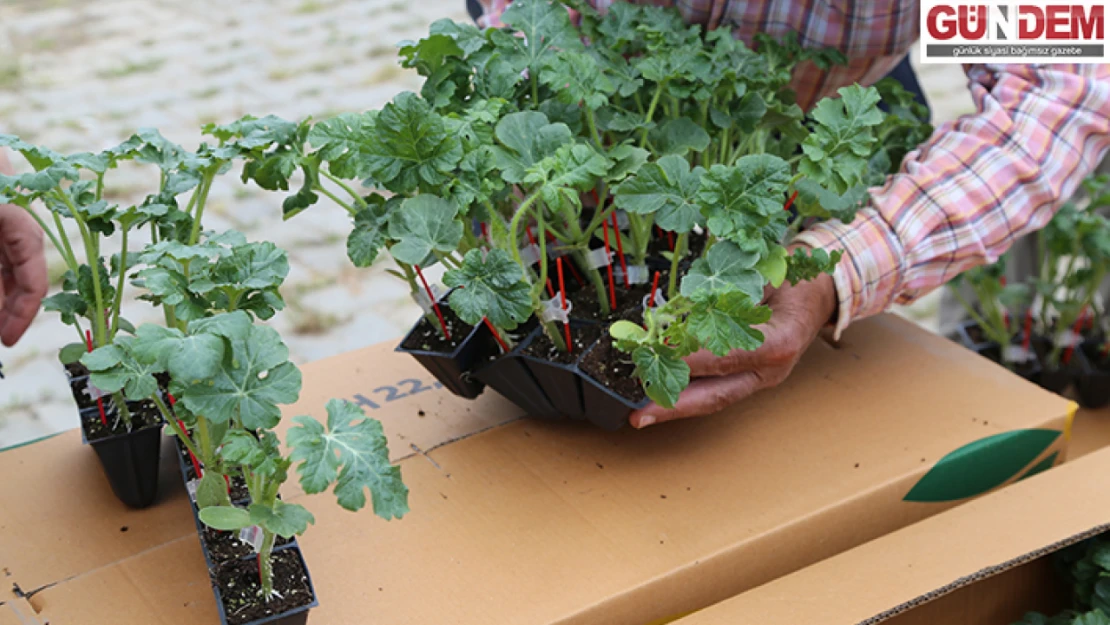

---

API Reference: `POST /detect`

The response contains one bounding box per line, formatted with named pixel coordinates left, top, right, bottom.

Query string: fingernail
left=636, top=415, right=656, bottom=429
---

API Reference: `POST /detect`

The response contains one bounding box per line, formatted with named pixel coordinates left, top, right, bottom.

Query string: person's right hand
left=0, top=152, right=47, bottom=346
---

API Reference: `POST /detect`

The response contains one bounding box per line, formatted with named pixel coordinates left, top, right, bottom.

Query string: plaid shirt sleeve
left=795, top=63, right=1110, bottom=339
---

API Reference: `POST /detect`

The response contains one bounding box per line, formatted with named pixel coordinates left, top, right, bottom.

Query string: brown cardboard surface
left=0, top=314, right=1074, bottom=625
left=675, top=443, right=1110, bottom=625
left=1069, top=406, right=1110, bottom=459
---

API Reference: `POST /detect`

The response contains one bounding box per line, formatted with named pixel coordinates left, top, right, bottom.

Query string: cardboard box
left=1069, top=406, right=1110, bottom=459
left=673, top=440, right=1110, bottom=625
left=0, top=314, right=1074, bottom=625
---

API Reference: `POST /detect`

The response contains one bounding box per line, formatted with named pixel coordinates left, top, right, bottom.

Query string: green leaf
left=196, top=470, right=233, bottom=509
left=609, top=320, right=648, bottom=342
left=785, top=247, right=842, bottom=285
left=632, top=345, right=690, bottom=409
left=308, top=112, right=376, bottom=180
left=346, top=198, right=393, bottom=268
left=219, top=429, right=267, bottom=466
left=680, top=240, right=763, bottom=300
left=492, top=111, right=573, bottom=184
left=249, top=501, right=315, bottom=539
left=687, top=291, right=770, bottom=356
left=698, top=155, right=790, bottom=242
left=178, top=323, right=302, bottom=430
left=387, top=195, right=463, bottom=266
left=649, top=118, right=711, bottom=156
left=903, top=429, right=1061, bottom=502
left=614, top=154, right=702, bottom=233
left=540, top=51, right=614, bottom=110
left=794, top=178, right=870, bottom=223
left=131, top=324, right=225, bottom=383
left=198, top=505, right=252, bottom=532
left=443, top=249, right=531, bottom=330
left=42, top=292, right=87, bottom=326
left=81, top=340, right=159, bottom=401
left=500, top=0, right=584, bottom=71
left=756, top=245, right=789, bottom=288
left=526, top=142, right=612, bottom=210
left=799, top=84, right=884, bottom=194
left=288, top=399, right=409, bottom=518
left=366, top=92, right=463, bottom=194
left=59, top=342, right=87, bottom=365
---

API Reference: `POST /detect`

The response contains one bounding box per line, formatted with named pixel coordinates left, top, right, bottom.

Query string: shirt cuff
left=791, top=207, right=908, bottom=341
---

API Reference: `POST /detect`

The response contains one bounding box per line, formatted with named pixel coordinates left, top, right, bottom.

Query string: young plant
left=1034, top=197, right=1110, bottom=369
left=79, top=310, right=409, bottom=597
left=948, top=256, right=1033, bottom=368
left=0, top=131, right=225, bottom=428
left=214, top=0, right=929, bottom=405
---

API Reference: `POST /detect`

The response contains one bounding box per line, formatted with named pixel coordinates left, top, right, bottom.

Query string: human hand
left=0, top=152, right=48, bottom=346
left=628, top=258, right=838, bottom=428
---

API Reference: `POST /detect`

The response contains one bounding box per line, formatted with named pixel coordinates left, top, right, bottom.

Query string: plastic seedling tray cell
left=79, top=403, right=163, bottom=509
left=211, top=544, right=318, bottom=625
left=577, top=339, right=650, bottom=431
left=472, top=342, right=561, bottom=420
left=517, top=323, right=600, bottom=421
left=1077, top=339, right=1110, bottom=409
left=395, top=292, right=498, bottom=400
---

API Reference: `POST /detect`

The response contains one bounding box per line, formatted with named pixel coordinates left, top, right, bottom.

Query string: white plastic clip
left=239, top=525, right=264, bottom=552
left=1003, top=345, right=1035, bottom=364
left=540, top=294, right=572, bottom=323
left=585, top=247, right=612, bottom=269
left=1054, top=330, right=1082, bottom=349
left=614, top=210, right=630, bottom=230
left=518, top=243, right=541, bottom=266
left=186, top=479, right=199, bottom=502
left=83, top=383, right=107, bottom=402
left=642, top=289, right=667, bottom=310
left=614, top=264, right=650, bottom=285
left=412, top=283, right=449, bottom=314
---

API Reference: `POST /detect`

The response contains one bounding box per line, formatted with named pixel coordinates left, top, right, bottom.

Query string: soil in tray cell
left=216, top=549, right=314, bottom=625
left=401, top=306, right=475, bottom=354
left=579, top=336, right=647, bottom=404
left=523, top=324, right=605, bottom=364
left=81, top=399, right=161, bottom=442
left=202, top=525, right=293, bottom=564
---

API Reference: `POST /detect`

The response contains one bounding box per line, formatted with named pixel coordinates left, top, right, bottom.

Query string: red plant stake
left=483, top=317, right=509, bottom=352
left=1063, top=307, right=1086, bottom=365
left=557, top=257, right=572, bottom=354
left=480, top=222, right=489, bottom=245
left=648, top=271, right=661, bottom=308
left=601, top=220, right=617, bottom=310
left=783, top=190, right=799, bottom=212
left=414, top=264, right=451, bottom=341
left=169, top=393, right=205, bottom=480
left=610, top=213, right=630, bottom=288
left=85, top=330, right=108, bottom=428
left=1022, top=309, right=1033, bottom=352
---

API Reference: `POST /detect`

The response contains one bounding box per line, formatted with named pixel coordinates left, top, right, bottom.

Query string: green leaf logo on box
left=904, top=429, right=1062, bottom=503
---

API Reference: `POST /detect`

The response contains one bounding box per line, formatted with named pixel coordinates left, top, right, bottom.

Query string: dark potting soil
left=562, top=272, right=664, bottom=324
left=400, top=306, right=475, bottom=354
left=579, top=337, right=647, bottom=403
left=81, top=399, right=162, bottom=442
left=523, top=324, right=604, bottom=364
left=965, top=324, right=987, bottom=345
left=216, top=549, right=314, bottom=625
left=202, top=526, right=293, bottom=564
left=70, top=377, right=100, bottom=410
left=65, top=362, right=89, bottom=379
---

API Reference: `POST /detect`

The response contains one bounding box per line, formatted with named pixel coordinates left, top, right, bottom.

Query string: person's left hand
left=628, top=259, right=838, bottom=429
left=0, top=199, right=47, bottom=347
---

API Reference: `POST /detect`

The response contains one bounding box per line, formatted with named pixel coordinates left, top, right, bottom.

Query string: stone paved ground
left=0, top=0, right=971, bottom=448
